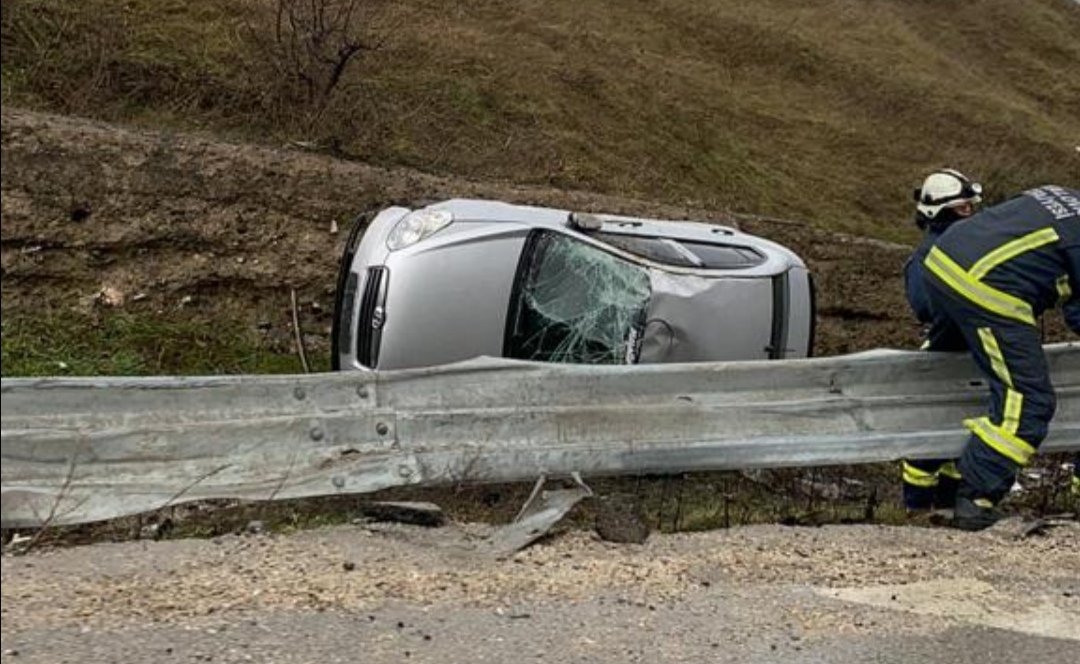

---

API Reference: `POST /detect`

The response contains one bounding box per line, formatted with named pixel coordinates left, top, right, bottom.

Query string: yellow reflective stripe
left=965, top=417, right=1036, bottom=466
left=977, top=327, right=1013, bottom=388
left=925, top=248, right=1036, bottom=325
left=1003, top=389, right=1023, bottom=435
left=974, top=327, right=1023, bottom=433
left=969, top=228, right=1060, bottom=280
left=902, top=462, right=939, bottom=488
left=939, top=461, right=962, bottom=480
left=1072, top=475, right=1080, bottom=496
left=1057, top=275, right=1073, bottom=304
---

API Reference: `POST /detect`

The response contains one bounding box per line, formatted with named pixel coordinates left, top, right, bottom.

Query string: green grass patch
left=1, top=310, right=315, bottom=377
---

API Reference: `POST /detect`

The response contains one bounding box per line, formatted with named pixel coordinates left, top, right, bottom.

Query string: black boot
left=953, top=495, right=1005, bottom=531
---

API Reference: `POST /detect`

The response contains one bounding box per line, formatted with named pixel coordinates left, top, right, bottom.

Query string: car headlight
left=386, top=210, right=453, bottom=251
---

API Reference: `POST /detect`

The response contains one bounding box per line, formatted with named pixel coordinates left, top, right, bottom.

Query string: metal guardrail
left=2, top=343, right=1078, bottom=528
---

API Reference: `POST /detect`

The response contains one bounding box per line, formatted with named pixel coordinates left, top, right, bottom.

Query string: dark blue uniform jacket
left=929, top=185, right=1080, bottom=333
left=904, top=220, right=951, bottom=323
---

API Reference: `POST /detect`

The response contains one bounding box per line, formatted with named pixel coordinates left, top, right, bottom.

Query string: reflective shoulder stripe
left=964, top=417, right=1036, bottom=466
left=924, top=248, right=1036, bottom=325
left=969, top=228, right=1060, bottom=280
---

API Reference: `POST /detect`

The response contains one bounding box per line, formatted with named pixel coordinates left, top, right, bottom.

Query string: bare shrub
left=242, top=0, right=397, bottom=138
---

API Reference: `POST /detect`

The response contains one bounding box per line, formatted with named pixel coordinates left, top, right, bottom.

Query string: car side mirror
left=568, top=212, right=603, bottom=232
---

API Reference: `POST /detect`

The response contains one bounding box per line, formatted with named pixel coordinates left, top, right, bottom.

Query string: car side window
left=591, top=232, right=764, bottom=269
left=590, top=232, right=699, bottom=267
left=505, top=231, right=650, bottom=364
left=680, top=241, right=764, bottom=269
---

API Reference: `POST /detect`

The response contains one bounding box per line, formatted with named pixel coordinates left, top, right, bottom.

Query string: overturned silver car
left=332, top=199, right=814, bottom=371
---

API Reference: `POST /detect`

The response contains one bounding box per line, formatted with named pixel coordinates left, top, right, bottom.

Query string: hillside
left=2, top=0, right=1079, bottom=376
left=1, top=108, right=932, bottom=376
left=3, top=0, right=1079, bottom=241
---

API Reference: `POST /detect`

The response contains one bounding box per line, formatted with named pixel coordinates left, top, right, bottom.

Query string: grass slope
left=3, top=0, right=1078, bottom=241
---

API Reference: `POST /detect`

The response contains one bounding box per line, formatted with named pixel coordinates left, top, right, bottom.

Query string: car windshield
left=506, top=231, right=650, bottom=364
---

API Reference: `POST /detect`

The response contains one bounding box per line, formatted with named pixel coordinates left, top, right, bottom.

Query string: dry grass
left=3, top=0, right=1077, bottom=241
left=2, top=1, right=1077, bottom=538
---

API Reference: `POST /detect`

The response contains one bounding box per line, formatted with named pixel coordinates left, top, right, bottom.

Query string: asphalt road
left=3, top=518, right=1078, bottom=663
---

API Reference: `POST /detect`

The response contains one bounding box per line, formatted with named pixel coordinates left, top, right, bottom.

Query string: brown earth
left=4, top=108, right=1072, bottom=363
left=1, top=107, right=940, bottom=364
left=2, top=108, right=1079, bottom=664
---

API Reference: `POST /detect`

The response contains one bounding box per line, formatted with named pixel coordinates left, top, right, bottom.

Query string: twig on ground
left=155, top=464, right=234, bottom=514
left=17, top=449, right=81, bottom=554
left=290, top=287, right=311, bottom=373
left=266, top=451, right=300, bottom=505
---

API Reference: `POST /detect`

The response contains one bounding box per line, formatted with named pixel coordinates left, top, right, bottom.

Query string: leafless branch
left=291, top=287, right=311, bottom=373
left=266, top=451, right=300, bottom=503
left=155, top=463, right=234, bottom=513
left=17, top=448, right=81, bottom=554
left=242, top=0, right=386, bottom=131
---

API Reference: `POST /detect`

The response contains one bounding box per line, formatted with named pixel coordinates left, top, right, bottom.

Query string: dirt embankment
left=2, top=109, right=1079, bottom=663
left=0, top=107, right=938, bottom=362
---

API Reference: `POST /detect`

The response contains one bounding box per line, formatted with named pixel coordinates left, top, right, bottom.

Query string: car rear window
left=681, top=240, right=764, bottom=269
left=591, top=232, right=764, bottom=269
left=505, top=231, right=650, bottom=364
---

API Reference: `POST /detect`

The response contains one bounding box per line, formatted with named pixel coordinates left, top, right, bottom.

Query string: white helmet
left=913, top=168, right=983, bottom=220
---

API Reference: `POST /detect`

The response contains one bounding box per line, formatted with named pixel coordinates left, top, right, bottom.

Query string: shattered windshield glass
left=506, top=231, right=651, bottom=364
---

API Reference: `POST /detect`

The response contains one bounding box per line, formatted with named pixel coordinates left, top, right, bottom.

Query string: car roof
left=425, top=198, right=740, bottom=240
left=418, top=198, right=805, bottom=272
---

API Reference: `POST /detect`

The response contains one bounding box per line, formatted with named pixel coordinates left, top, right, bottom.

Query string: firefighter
left=900, top=169, right=983, bottom=512
left=920, top=184, right=1080, bottom=530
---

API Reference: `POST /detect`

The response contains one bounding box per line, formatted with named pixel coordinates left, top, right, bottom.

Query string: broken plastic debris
left=8, top=533, right=32, bottom=547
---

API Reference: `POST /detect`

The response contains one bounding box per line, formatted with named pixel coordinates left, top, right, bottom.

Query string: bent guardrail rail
left=2, top=343, right=1078, bottom=528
